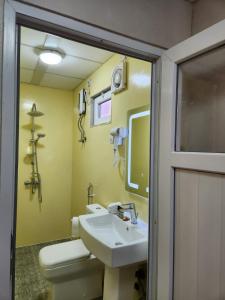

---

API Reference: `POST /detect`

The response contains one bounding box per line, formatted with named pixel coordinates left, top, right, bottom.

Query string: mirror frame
left=126, top=105, right=150, bottom=197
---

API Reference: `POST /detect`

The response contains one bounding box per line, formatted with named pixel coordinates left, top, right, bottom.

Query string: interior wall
left=21, top=0, right=192, bottom=49
left=16, top=83, right=73, bottom=247
left=71, top=54, right=151, bottom=222
left=192, top=0, right=225, bottom=35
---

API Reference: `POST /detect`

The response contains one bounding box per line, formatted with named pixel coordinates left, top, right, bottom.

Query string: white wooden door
left=158, top=20, right=225, bottom=300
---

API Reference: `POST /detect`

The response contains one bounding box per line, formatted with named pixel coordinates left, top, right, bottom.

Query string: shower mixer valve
left=24, top=178, right=39, bottom=188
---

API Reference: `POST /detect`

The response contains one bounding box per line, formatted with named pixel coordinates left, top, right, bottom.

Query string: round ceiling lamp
left=39, top=49, right=63, bottom=65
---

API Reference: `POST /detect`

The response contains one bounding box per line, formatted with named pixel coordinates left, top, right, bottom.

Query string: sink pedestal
left=79, top=212, right=148, bottom=299
left=103, top=265, right=138, bottom=300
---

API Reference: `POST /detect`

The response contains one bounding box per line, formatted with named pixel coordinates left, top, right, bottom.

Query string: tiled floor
left=15, top=239, right=67, bottom=300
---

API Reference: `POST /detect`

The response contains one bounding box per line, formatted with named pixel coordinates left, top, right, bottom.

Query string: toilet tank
left=86, top=203, right=108, bottom=214
left=71, top=204, right=107, bottom=239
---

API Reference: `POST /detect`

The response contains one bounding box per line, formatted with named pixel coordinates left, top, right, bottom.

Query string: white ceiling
left=20, top=27, right=113, bottom=90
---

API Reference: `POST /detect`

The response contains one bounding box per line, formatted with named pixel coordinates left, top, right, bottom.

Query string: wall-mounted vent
left=111, top=60, right=127, bottom=94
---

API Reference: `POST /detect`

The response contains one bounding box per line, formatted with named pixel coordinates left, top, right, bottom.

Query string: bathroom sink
left=79, top=213, right=148, bottom=268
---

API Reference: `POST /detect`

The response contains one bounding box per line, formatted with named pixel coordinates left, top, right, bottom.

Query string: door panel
left=158, top=19, right=225, bottom=300
left=174, top=170, right=225, bottom=300
left=174, top=170, right=198, bottom=300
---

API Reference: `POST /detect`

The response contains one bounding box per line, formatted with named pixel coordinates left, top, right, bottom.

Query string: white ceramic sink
left=79, top=212, right=148, bottom=267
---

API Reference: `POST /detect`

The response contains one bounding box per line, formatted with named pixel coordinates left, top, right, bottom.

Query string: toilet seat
left=39, top=239, right=90, bottom=269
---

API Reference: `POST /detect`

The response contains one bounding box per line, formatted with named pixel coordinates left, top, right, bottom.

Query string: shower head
left=27, top=103, right=44, bottom=117
left=37, top=133, right=46, bottom=139
left=34, top=133, right=46, bottom=143
left=28, top=111, right=44, bottom=117
left=31, top=133, right=46, bottom=144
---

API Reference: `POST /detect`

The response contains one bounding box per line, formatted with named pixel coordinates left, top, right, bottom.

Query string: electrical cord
left=80, top=115, right=86, bottom=141
left=77, top=116, right=82, bottom=137
left=80, top=115, right=86, bottom=142
left=78, top=114, right=86, bottom=143
left=77, top=115, right=83, bottom=142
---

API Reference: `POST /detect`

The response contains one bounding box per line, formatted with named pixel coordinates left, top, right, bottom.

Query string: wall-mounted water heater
left=78, top=89, right=86, bottom=115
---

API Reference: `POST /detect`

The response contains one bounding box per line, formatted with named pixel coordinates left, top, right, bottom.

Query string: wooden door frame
left=0, top=1, right=163, bottom=299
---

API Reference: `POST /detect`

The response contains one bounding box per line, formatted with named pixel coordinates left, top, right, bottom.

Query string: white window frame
left=92, top=88, right=112, bottom=126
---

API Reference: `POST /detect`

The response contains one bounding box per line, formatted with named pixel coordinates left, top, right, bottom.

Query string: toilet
left=39, top=204, right=107, bottom=300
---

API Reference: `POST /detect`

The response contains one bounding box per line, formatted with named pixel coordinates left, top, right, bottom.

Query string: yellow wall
left=72, top=55, right=151, bottom=222
left=17, top=55, right=151, bottom=247
left=16, top=84, right=73, bottom=247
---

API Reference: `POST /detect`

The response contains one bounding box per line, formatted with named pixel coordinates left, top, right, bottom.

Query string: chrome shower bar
left=24, top=103, right=45, bottom=202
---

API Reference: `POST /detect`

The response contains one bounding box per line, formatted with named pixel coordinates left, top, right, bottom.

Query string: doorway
left=15, top=25, right=153, bottom=300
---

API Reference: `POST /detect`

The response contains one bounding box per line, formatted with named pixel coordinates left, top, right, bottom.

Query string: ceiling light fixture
left=39, top=49, right=63, bottom=65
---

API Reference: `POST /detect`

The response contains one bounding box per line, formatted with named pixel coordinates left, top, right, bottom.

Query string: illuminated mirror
left=126, top=105, right=150, bottom=198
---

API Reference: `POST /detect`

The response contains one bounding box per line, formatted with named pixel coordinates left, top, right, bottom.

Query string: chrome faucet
left=118, top=203, right=138, bottom=224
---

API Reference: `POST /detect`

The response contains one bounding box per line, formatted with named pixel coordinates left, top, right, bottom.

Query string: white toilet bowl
left=39, top=239, right=104, bottom=300
left=39, top=204, right=107, bottom=300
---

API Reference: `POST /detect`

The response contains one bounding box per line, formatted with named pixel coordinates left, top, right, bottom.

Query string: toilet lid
left=39, top=239, right=90, bottom=269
